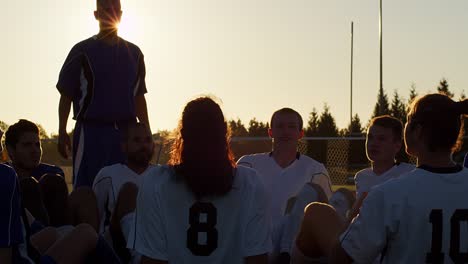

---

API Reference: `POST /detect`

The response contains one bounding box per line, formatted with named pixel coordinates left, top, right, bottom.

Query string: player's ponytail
left=407, top=93, right=465, bottom=153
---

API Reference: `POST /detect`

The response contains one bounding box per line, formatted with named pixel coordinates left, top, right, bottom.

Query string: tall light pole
left=350, top=21, right=354, bottom=126
left=379, top=0, right=384, bottom=114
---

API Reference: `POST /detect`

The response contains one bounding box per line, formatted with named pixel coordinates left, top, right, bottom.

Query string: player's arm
left=245, top=253, right=268, bottom=264
left=331, top=189, right=388, bottom=264
left=135, top=94, right=150, bottom=127
left=58, top=94, right=72, bottom=159
left=91, top=171, right=109, bottom=233
left=346, top=191, right=368, bottom=222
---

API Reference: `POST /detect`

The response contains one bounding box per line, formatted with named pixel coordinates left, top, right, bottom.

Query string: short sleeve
left=134, top=53, right=147, bottom=96
left=128, top=174, right=168, bottom=261
left=340, top=188, right=389, bottom=263
left=56, top=44, right=84, bottom=99
left=311, top=166, right=333, bottom=199
left=92, top=169, right=111, bottom=234
left=280, top=183, right=319, bottom=253
left=236, top=155, right=253, bottom=168
left=242, top=175, right=271, bottom=257
left=0, top=166, right=24, bottom=247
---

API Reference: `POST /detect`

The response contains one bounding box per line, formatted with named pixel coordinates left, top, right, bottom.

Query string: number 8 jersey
left=128, top=165, right=272, bottom=263
left=340, top=165, right=468, bottom=264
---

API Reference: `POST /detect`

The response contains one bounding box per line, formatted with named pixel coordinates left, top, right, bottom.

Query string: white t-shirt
left=341, top=165, right=468, bottom=264
left=237, top=152, right=332, bottom=255
left=128, top=165, right=271, bottom=263
left=354, top=162, right=415, bottom=199
left=92, top=163, right=157, bottom=233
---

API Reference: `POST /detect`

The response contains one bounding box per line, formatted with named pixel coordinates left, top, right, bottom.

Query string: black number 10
left=426, top=209, right=468, bottom=263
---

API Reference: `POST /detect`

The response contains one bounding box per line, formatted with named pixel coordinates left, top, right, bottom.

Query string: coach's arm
left=58, top=94, right=72, bottom=159
left=135, top=95, right=150, bottom=127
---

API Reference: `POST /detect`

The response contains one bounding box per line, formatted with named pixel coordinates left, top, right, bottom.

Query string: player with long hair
left=130, top=97, right=271, bottom=264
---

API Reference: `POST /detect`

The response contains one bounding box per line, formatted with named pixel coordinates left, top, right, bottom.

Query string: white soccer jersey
left=341, top=165, right=468, bottom=264
left=92, top=163, right=157, bottom=233
left=129, top=165, right=271, bottom=263
left=354, top=162, right=415, bottom=199
left=237, top=152, right=332, bottom=255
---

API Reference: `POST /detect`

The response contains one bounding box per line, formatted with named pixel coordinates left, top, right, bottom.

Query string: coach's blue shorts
left=72, top=121, right=128, bottom=187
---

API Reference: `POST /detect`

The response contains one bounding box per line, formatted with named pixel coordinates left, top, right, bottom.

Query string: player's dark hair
left=169, top=97, right=236, bottom=199
left=5, top=119, right=40, bottom=149
left=369, top=115, right=403, bottom=142
left=407, top=93, right=468, bottom=152
left=334, top=188, right=356, bottom=209
left=270, top=108, right=303, bottom=131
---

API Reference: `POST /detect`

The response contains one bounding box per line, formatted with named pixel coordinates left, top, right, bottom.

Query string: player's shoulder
left=395, top=162, right=416, bottom=173
left=298, top=154, right=325, bottom=168
left=232, top=166, right=267, bottom=197
left=0, top=163, right=16, bottom=182
left=354, top=167, right=373, bottom=180
left=140, top=165, right=174, bottom=191
left=0, top=163, right=18, bottom=193
left=36, top=163, right=64, bottom=176
left=69, top=37, right=95, bottom=53
left=97, top=163, right=125, bottom=175
left=237, top=152, right=270, bottom=167
left=118, top=37, right=143, bottom=54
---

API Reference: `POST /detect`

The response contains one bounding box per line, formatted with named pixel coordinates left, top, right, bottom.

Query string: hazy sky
left=1, top=0, right=467, bottom=135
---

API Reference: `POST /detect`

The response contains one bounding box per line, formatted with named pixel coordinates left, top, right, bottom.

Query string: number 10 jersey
left=340, top=165, right=468, bottom=264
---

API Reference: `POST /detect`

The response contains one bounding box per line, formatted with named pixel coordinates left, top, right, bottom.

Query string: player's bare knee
left=69, top=186, right=96, bottom=204
left=74, top=223, right=98, bottom=244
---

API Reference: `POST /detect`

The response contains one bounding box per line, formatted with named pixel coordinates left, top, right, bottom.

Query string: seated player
left=129, top=97, right=271, bottom=264
left=93, top=122, right=156, bottom=263
left=0, top=163, right=34, bottom=263
left=349, top=115, right=415, bottom=219
left=4, top=119, right=64, bottom=181
left=291, top=115, right=415, bottom=263
left=237, top=108, right=332, bottom=262
left=1, top=163, right=122, bottom=264
left=4, top=120, right=66, bottom=226
left=331, top=93, right=468, bottom=263
left=295, top=94, right=468, bottom=263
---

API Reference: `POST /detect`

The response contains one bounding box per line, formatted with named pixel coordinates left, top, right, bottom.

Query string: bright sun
left=117, top=12, right=138, bottom=40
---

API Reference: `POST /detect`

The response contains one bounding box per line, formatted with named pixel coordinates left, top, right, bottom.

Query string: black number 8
left=187, top=202, right=218, bottom=256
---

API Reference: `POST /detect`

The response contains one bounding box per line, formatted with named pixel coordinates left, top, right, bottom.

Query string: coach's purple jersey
left=57, top=36, right=147, bottom=123
left=0, top=164, right=33, bottom=263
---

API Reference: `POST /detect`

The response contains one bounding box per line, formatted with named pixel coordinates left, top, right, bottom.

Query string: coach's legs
left=110, top=182, right=138, bottom=263
left=294, top=202, right=344, bottom=259
left=73, top=122, right=125, bottom=188
left=68, top=187, right=99, bottom=232
left=20, top=177, right=50, bottom=226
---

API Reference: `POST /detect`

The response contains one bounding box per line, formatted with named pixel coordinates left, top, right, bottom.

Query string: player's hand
left=58, top=131, right=71, bottom=159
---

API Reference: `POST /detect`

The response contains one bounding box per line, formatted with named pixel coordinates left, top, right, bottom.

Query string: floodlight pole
left=350, top=21, right=354, bottom=126
left=379, top=0, right=384, bottom=114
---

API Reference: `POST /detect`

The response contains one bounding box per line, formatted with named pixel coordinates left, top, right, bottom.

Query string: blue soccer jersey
left=57, top=36, right=147, bottom=123
left=0, top=164, right=33, bottom=263
left=3, top=162, right=64, bottom=182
